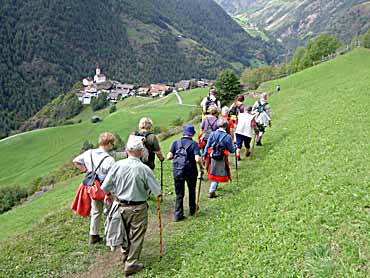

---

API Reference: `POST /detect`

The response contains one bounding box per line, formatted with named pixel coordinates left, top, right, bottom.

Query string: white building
left=94, top=67, right=107, bottom=84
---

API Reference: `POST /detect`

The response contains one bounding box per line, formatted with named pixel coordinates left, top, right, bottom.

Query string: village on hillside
left=76, top=67, right=215, bottom=105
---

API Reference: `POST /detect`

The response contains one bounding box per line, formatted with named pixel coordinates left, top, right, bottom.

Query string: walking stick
left=196, top=175, right=202, bottom=216
left=156, top=196, right=163, bottom=258
left=250, top=132, right=256, bottom=159
left=235, top=150, right=239, bottom=187
left=160, top=160, right=164, bottom=200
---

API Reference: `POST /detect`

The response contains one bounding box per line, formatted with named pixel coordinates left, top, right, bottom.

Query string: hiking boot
left=124, top=263, right=144, bottom=277
left=208, top=192, right=217, bottom=198
left=121, top=249, right=128, bottom=264
left=256, top=141, right=262, bottom=146
left=89, top=235, right=102, bottom=245
left=175, top=216, right=186, bottom=222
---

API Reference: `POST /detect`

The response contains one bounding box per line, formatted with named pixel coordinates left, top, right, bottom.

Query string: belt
left=119, top=200, right=146, bottom=206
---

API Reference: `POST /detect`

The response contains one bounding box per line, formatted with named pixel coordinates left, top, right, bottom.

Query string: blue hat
left=183, top=125, right=196, bottom=136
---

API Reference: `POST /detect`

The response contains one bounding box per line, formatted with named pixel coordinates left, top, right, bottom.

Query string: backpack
left=134, top=131, right=153, bottom=163
left=173, top=140, right=192, bottom=178
left=205, top=96, right=217, bottom=111
left=229, top=104, right=242, bottom=121
left=203, top=117, right=216, bottom=142
left=210, top=134, right=228, bottom=161
left=257, top=100, right=268, bottom=113
left=83, top=151, right=109, bottom=187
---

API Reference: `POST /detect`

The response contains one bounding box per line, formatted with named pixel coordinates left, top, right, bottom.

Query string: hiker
left=221, top=106, right=234, bottom=137
left=167, top=125, right=204, bottom=221
left=102, top=136, right=162, bottom=277
left=72, top=132, right=116, bottom=244
left=276, top=85, right=281, bottom=94
left=252, top=93, right=271, bottom=146
left=234, top=106, right=257, bottom=160
left=229, top=95, right=246, bottom=123
left=202, top=118, right=235, bottom=198
left=200, top=88, right=221, bottom=117
left=134, top=117, right=164, bottom=170
left=198, top=106, right=219, bottom=149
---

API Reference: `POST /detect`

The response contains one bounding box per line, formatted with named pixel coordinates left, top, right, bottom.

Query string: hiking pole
left=160, top=160, right=164, bottom=200
left=250, top=132, right=256, bottom=159
left=196, top=174, right=203, bottom=217
left=235, top=150, right=239, bottom=187
left=156, top=196, right=163, bottom=259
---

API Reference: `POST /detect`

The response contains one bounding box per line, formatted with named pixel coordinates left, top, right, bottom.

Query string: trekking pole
left=196, top=175, right=202, bottom=217
left=156, top=196, right=163, bottom=258
left=250, top=132, right=256, bottom=159
left=235, top=151, right=239, bottom=187
left=160, top=160, right=164, bottom=200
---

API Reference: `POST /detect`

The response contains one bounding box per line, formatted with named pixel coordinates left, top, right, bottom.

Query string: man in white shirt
left=235, top=106, right=257, bottom=160
left=73, top=132, right=116, bottom=244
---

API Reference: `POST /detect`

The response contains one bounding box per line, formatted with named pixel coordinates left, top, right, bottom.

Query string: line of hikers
left=71, top=89, right=271, bottom=277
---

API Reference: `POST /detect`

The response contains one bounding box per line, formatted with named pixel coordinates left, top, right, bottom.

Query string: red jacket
left=204, top=147, right=232, bottom=183
left=71, top=183, right=91, bottom=217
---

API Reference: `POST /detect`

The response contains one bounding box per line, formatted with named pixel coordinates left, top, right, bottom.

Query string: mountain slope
left=0, top=0, right=277, bottom=136
left=1, top=49, right=369, bottom=277
left=216, top=0, right=370, bottom=51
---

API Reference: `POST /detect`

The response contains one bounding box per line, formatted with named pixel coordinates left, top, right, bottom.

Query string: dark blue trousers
left=174, top=176, right=197, bottom=220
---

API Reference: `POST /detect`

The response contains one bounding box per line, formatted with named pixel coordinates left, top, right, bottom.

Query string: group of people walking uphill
left=71, top=88, right=272, bottom=277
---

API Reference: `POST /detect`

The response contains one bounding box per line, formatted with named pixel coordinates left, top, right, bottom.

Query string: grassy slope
left=1, top=50, right=370, bottom=277
left=0, top=88, right=207, bottom=187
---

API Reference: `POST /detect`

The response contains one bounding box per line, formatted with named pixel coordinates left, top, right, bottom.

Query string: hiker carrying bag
left=257, top=100, right=267, bottom=113
left=173, top=140, right=192, bottom=178
left=202, top=118, right=216, bottom=142
left=210, top=134, right=228, bottom=161
left=134, top=131, right=153, bottom=163
left=229, top=104, right=242, bottom=121
left=83, top=151, right=109, bottom=201
left=205, top=96, right=217, bottom=111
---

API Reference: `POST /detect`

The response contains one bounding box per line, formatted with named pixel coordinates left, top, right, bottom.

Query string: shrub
left=109, top=105, right=117, bottom=113
left=81, top=140, right=94, bottom=151
left=91, top=92, right=109, bottom=111
left=0, top=186, right=28, bottom=213
left=172, top=117, right=184, bottom=127
left=362, top=29, right=370, bottom=49
left=112, top=134, right=125, bottom=151
left=153, top=126, right=162, bottom=134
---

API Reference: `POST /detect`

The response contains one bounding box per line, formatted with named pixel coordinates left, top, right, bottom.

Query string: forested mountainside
left=215, top=0, right=370, bottom=50
left=0, top=0, right=278, bottom=136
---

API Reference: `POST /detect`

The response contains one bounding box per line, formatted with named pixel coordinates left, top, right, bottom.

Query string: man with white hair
left=252, top=93, right=271, bottom=146
left=102, top=136, right=162, bottom=277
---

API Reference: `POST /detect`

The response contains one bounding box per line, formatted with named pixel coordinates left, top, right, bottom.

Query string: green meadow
left=0, top=88, right=206, bottom=187
left=0, top=49, right=369, bottom=277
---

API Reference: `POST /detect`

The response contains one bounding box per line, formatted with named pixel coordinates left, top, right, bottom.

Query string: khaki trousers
left=90, top=199, right=103, bottom=236
left=119, top=203, right=148, bottom=269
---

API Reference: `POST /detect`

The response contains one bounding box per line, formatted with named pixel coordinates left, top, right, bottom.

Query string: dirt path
left=68, top=180, right=211, bottom=278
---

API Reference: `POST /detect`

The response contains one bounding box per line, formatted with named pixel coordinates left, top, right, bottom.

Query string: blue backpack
left=210, top=134, right=228, bottom=161
left=257, top=100, right=268, bottom=113
left=173, top=140, right=192, bottom=178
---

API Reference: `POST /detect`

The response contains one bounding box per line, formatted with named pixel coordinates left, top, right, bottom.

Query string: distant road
left=174, top=90, right=196, bottom=107
left=0, top=91, right=198, bottom=142
left=0, top=128, right=48, bottom=143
